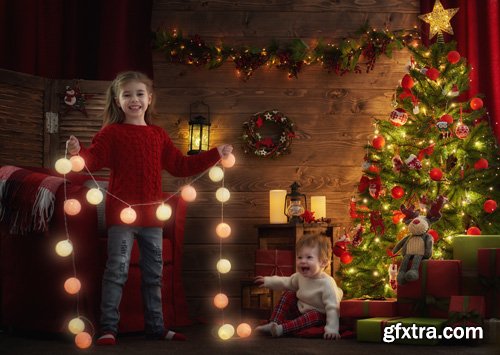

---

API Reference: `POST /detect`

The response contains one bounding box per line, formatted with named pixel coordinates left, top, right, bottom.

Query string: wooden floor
left=1, top=324, right=497, bottom=355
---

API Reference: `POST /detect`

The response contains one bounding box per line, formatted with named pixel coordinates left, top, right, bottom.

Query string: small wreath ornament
left=242, top=110, right=296, bottom=158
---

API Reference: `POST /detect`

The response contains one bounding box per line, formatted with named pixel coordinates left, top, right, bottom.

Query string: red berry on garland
left=440, top=114, right=453, bottom=124
left=391, top=186, right=405, bottom=199
left=425, top=67, right=440, bottom=81
left=474, top=158, right=489, bottom=170
left=455, top=122, right=470, bottom=139
left=470, top=97, right=483, bottom=110
left=467, top=226, right=481, bottom=235
left=428, top=229, right=439, bottom=242
left=484, top=199, right=497, bottom=213
left=429, top=167, right=443, bottom=181
left=340, top=252, right=353, bottom=264
left=447, top=50, right=461, bottom=64
left=372, top=136, right=385, bottom=150
left=401, top=74, right=414, bottom=89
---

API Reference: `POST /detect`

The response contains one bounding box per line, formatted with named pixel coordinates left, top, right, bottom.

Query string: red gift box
left=340, top=298, right=397, bottom=318
left=397, top=260, right=462, bottom=318
left=255, top=249, right=294, bottom=276
left=449, top=295, right=485, bottom=325
left=477, top=248, right=500, bottom=318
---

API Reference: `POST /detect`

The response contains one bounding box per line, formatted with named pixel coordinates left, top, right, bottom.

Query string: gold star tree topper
left=419, top=0, right=459, bottom=40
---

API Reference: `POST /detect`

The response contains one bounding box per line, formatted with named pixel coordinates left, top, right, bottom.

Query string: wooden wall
left=0, top=0, right=420, bottom=324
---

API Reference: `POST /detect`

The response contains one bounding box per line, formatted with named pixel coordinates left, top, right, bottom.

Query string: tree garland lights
left=54, top=148, right=246, bottom=348
left=153, top=26, right=420, bottom=81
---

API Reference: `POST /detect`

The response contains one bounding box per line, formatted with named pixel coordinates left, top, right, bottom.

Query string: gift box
left=357, top=317, right=447, bottom=345
left=452, top=235, right=500, bottom=271
left=240, top=278, right=282, bottom=319
left=340, top=298, right=397, bottom=318
left=255, top=249, right=294, bottom=277
left=449, top=295, right=485, bottom=325
left=397, top=260, right=461, bottom=318
left=477, top=248, right=500, bottom=318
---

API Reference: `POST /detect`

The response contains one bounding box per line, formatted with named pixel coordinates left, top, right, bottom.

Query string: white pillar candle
left=311, top=196, right=326, bottom=219
left=269, top=190, right=287, bottom=223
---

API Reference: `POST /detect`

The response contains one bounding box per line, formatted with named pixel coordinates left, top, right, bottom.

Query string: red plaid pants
left=270, top=290, right=326, bottom=335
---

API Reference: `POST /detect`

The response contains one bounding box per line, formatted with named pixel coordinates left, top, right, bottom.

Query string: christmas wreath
left=242, top=110, right=296, bottom=158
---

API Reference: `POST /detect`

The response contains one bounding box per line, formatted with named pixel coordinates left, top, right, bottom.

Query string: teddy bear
left=392, top=195, right=446, bottom=284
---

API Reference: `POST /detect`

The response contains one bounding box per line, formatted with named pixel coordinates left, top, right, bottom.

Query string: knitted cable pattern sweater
left=78, top=123, right=220, bottom=227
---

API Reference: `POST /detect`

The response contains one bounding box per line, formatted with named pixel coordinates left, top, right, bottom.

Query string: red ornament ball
left=368, top=164, right=380, bottom=174
left=425, top=67, right=440, bottom=81
left=467, top=226, right=481, bottom=235
left=372, top=136, right=386, bottom=150
left=392, top=211, right=405, bottom=224
left=333, top=242, right=347, bottom=257
left=474, top=158, right=489, bottom=170
left=391, top=186, right=405, bottom=199
left=401, top=74, right=414, bottom=89
left=340, top=252, right=353, bottom=264
left=428, top=229, right=439, bottom=242
left=439, top=114, right=453, bottom=124
left=455, top=123, right=470, bottom=139
left=470, top=97, right=484, bottom=110
left=429, top=167, right=443, bottom=181
left=484, top=199, right=497, bottom=213
left=390, top=108, right=409, bottom=126
left=447, top=50, right=461, bottom=64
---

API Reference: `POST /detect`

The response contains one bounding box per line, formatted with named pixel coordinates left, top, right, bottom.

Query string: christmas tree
left=336, top=40, right=500, bottom=298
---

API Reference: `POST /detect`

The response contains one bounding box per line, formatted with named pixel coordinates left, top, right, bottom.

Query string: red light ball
left=428, top=229, right=439, bottom=242
left=439, top=114, right=453, bottom=124
left=401, top=74, right=414, bottom=89
left=391, top=186, right=405, bottom=199
left=425, top=67, right=440, bottom=81
left=467, top=226, right=481, bottom=235
left=447, top=50, right=461, bottom=64
left=429, top=168, right=443, bottom=181
left=474, top=158, right=489, bottom=170
left=470, top=97, right=483, bottom=110
left=340, top=252, right=353, bottom=264
left=372, top=136, right=385, bottom=150
left=484, top=199, right=497, bottom=214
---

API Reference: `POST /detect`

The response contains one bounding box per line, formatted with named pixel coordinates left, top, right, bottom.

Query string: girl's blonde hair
left=296, top=233, right=332, bottom=265
left=103, top=71, right=156, bottom=126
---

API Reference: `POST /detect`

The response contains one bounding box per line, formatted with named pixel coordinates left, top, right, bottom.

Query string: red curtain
left=0, top=0, right=153, bottom=80
left=421, top=0, right=500, bottom=143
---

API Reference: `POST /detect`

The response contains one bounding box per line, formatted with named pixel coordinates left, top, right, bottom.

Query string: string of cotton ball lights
left=53, top=147, right=238, bottom=348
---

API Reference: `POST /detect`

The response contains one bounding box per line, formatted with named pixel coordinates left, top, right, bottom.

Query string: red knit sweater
left=78, top=123, right=220, bottom=227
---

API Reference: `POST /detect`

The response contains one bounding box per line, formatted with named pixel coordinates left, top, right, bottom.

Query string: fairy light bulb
left=156, top=203, right=172, bottom=221
left=221, top=153, right=236, bottom=168
left=181, top=185, right=197, bottom=202
left=70, top=155, right=85, bottom=172
left=64, top=277, right=81, bottom=295
left=213, top=293, right=229, bottom=309
left=215, top=187, right=230, bottom=203
left=55, top=240, right=73, bottom=257
left=216, top=222, right=231, bottom=238
left=86, top=188, right=103, bottom=205
left=209, top=166, right=224, bottom=182
left=236, top=323, right=252, bottom=338
left=216, top=259, right=231, bottom=274
left=75, top=332, right=92, bottom=349
left=55, top=158, right=72, bottom=175
left=68, top=317, right=85, bottom=334
left=218, top=323, right=235, bottom=340
left=120, top=207, right=137, bottom=224
left=64, top=199, right=81, bottom=216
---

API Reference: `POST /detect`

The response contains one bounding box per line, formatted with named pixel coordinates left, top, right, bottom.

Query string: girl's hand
left=254, top=276, right=265, bottom=287
left=323, top=332, right=341, bottom=340
left=67, top=135, right=81, bottom=155
left=217, top=144, right=233, bottom=158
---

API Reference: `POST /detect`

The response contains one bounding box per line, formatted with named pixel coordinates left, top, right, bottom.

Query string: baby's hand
left=66, top=135, right=81, bottom=155
left=323, top=332, right=340, bottom=340
left=217, top=144, right=233, bottom=158
left=254, top=276, right=265, bottom=287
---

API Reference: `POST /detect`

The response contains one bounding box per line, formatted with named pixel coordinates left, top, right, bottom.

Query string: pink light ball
left=120, top=207, right=137, bottom=224
left=221, top=153, right=236, bottom=168
left=216, top=222, right=231, bottom=238
left=181, top=185, right=197, bottom=202
left=237, top=323, right=252, bottom=338
left=75, top=331, right=92, bottom=349
left=64, top=199, right=81, bottom=216
left=64, top=277, right=81, bottom=294
left=213, top=293, right=229, bottom=309
left=70, top=155, right=85, bottom=172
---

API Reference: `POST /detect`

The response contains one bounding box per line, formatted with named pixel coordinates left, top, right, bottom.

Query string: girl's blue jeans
left=100, top=225, right=165, bottom=335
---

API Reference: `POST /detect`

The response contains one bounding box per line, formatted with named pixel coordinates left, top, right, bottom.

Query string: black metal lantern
left=188, top=101, right=211, bottom=155
left=284, top=182, right=307, bottom=224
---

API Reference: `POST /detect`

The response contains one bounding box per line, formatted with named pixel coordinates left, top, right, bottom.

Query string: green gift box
left=453, top=235, right=500, bottom=271
left=357, top=317, right=447, bottom=345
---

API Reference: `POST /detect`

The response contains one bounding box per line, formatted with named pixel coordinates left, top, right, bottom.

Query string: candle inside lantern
left=311, top=196, right=326, bottom=220
left=269, top=190, right=287, bottom=223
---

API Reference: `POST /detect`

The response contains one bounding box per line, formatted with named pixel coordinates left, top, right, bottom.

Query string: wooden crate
left=240, top=278, right=283, bottom=320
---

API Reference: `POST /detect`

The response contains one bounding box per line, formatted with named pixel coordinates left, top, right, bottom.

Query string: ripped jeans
left=100, top=225, right=164, bottom=335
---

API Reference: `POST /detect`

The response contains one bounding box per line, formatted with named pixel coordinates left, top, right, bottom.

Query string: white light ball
left=86, top=188, right=103, bottom=205
left=215, top=187, right=230, bottom=203
left=216, top=259, right=231, bottom=274
left=156, top=203, right=172, bottom=221
left=120, top=207, right=137, bottom=224
left=208, top=166, right=224, bottom=182
left=55, top=158, right=72, bottom=175
left=68, top=317, right=85, bottom=334
left=55, top=240, right=73, bottom=257
left=237, top=323, right=252, bottom=338
left=213, top=293, right=229, bottom=309
left=64, top=198, right=81, bottom=216
left=218, top=323, right=235, bottom=340
left=181, top=185, right=197, bottom=202
left=70, top=155, right=85, bottom=172
left=221, top=153, right=236, bottom=168
left=216, top=222, right=231, bottom=239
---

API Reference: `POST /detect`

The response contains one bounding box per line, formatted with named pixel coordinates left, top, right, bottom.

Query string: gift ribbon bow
left=358, top=175, right=381, bottom=193
left=255, top=250, right=292, bottom=276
